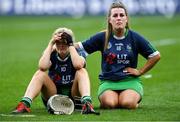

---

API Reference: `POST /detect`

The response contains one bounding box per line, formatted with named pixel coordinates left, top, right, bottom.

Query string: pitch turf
left=0, top=15, right=180, bottom=121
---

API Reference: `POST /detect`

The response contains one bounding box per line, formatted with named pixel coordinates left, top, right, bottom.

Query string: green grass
left=0, top=15, right=180, bottom=121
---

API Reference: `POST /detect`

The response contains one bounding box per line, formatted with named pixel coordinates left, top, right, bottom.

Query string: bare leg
left=118, top=89, right=140, bottom=109
left=24, top=70, right=57, bottom=101
left=71, top=68, right=98, bottom=114
left=71, top=68, right=90, bottom=97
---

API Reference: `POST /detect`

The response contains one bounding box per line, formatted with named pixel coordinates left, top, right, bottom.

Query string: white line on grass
left=153, top=39, right=177, bottom=47
left=142, top=74, right=152, bottom=79
left=0, top=114, right=36, bottom=117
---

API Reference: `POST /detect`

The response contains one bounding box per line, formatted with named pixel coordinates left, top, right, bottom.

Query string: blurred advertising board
left=0, top=0, right=179, bottom=18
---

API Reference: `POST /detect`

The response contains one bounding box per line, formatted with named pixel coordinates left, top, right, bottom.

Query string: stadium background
left=0, top=0, right=180, bottom=121
left=0, top=0, right=180, bottom=17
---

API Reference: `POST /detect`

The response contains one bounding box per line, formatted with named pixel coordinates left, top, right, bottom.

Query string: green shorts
left=98, top=77, right=143, bottom=98
left=56, top=84, right=72, bottom=97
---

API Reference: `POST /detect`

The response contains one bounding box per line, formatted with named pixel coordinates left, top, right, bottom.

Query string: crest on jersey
left=107, top=42, right=112, bottom=49
left=126, top=44, right=132, bottom=52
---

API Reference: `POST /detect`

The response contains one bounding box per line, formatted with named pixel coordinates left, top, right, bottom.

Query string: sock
left=20, top=97, right=32, bottom=108
left=81, top=96, right=92, bottom=104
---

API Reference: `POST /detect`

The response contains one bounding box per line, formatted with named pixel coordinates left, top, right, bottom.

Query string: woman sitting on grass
left=12, top=27, right=97, bottom=114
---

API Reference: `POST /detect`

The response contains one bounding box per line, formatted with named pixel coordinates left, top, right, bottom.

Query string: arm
left=69, top=45, right=85, bottom=70
left=38, top=43, right=53, bottom=71
left=38, top=34, right=61, bottom=71
left=125, top=53, right=161, bottom=76
left=63, top=34, right=85, bottom=70
left=125, top=31, right=161, bottom=76
left=74, top=32, right=105, bottom=55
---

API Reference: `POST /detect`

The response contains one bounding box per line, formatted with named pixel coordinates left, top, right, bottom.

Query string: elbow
left=73, top=62, right=85, bottom=70
left=38, top=63, right=49, bottom=71
left=151, top=53, right=161, bottom=64
left=39, top=66, right=48, bottom=71
left=156, top=53, right=161, bottom=62
left=74, top=64, right=84, bottom=70
left=38, top=66, right=48, bottom=71
left=73, top=57, right=85, bottom=70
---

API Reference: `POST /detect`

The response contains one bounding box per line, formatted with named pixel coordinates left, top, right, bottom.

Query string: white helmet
left=47, top=94, right=74, bottom=115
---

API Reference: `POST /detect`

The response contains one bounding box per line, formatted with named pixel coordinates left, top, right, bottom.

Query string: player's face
left=56, top=41, right=69, bottom=56
left=109, top=8, right=127, bottom=31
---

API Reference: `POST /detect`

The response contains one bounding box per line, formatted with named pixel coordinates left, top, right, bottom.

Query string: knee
left=119, top=99, right=138, bottom=109
left=100, top=97, right=118, bottom=109
left=75, top=68, right=87, bottom=78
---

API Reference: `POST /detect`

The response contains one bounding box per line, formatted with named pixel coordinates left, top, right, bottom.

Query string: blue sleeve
left=76, top=47, right=87, bottom=67
left=76, top=48, right=86, bottom=59
left=82, top=32, right=105, bottom=54
left=132, top=31, right=157, bottom=59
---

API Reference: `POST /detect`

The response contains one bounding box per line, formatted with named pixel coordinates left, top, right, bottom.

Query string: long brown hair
left=104, top=1, right=129, bottom=51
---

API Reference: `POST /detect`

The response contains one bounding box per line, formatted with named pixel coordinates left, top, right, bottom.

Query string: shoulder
left=91, top=30, right=106, bottom=39
left=128, top=29, right=148, bottom=42
left=83, top=30, right=106, bottom=44
left=80, top=30, right=106, bottom=54
left=128, top=30, right=142, bottom=37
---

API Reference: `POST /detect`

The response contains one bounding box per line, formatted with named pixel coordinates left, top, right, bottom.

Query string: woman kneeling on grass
left=12, top=27, right=97, bottom=114
left=76, top=1, right=160, bottom=109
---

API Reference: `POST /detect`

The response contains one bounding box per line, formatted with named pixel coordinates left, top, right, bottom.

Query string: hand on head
left=61, top=32, right=73, bottom=46
left=50, top=32, right=73, bottom=46
left=50, top=32, right=62, bottom=45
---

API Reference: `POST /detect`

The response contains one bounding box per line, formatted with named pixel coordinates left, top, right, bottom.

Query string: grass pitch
left=0, top=15, right=180, bottom=121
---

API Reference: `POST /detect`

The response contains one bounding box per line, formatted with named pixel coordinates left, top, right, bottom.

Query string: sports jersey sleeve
left=76, top=47, right=86, bottom=59
left=80, top=32, right=105, bottom=55
left=76, top=47, right=87, bottom=67
left=133, top=31, right=159, bottom=59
